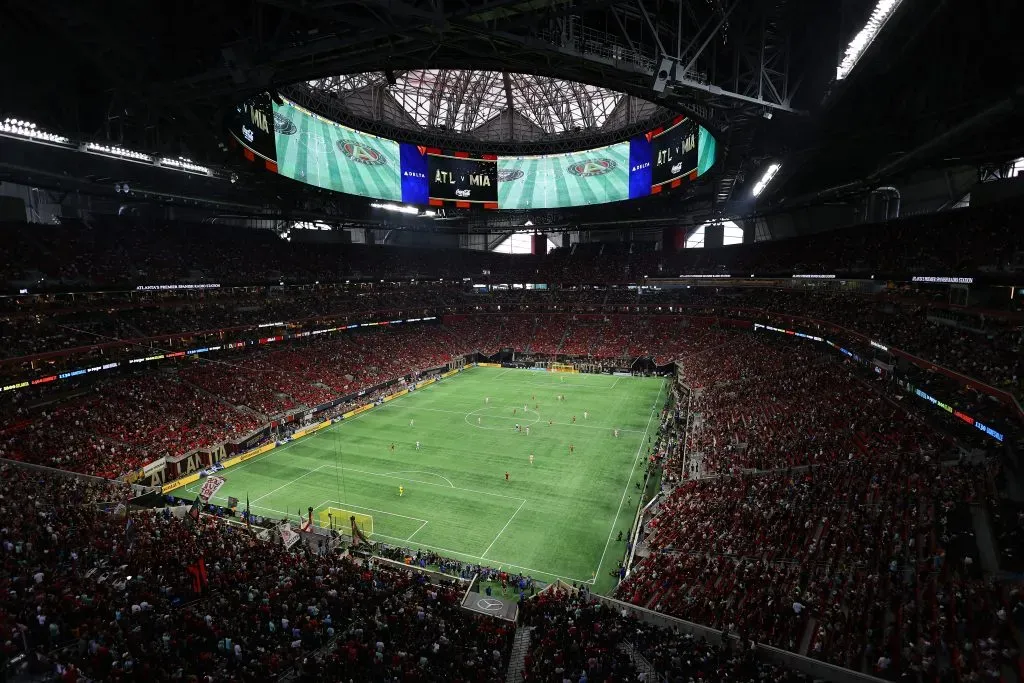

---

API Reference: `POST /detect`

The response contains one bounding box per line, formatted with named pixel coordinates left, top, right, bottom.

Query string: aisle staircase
left=618, top=641, right=659, bottom=681
left=504, top=626, right=533, bottom=683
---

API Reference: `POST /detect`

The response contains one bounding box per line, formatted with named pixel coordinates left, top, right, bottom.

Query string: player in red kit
left=505, top=471, right=510, bottom=481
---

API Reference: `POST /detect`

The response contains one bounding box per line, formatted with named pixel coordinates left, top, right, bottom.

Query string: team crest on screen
left=273, top=113, right=297, bottom=135
left=339, top=141, right=388, bottom=166
left=567, top=158, right=617, bottom=177
left=498, top=169, right=524, bottom=182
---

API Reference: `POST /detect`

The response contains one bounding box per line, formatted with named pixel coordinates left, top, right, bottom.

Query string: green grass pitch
left=185, top=366, right=665, bottom=593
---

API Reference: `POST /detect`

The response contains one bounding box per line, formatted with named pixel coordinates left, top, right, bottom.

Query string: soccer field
left=185, top=366, right=665, bottom=593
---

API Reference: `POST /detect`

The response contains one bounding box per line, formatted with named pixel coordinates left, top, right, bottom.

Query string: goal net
left=319, top=507, right=374, bottom=538
left=548, top=362, right=577, bottom=373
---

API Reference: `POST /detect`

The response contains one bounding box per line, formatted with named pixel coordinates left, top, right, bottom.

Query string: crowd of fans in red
left=620, top=334, right=1022, bottom=680
left=0, top=304, right=1017, bottom=480
left=0, top=464, right=512, bottom=682
left=2, top=284, right=1018, bottom=411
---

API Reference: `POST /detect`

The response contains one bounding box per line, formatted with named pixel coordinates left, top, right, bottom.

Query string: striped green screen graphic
left=497, top=142, right=631, bottom=210
left=273, top=99, right=402, bottom=201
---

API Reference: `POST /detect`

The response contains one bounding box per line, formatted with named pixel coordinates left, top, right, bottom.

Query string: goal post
left=547, top=362, right=578, bottom=373
left=319, top=507, right=374, bottom=538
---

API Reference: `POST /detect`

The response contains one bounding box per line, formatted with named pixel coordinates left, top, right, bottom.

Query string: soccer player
left=529, top=453, right=534, bottom=465
left=505, top=471, right=510, bottom=481
left=513, top=408, right=517, bottom=416
left=389, top=443, right=395, bottom=452
left=399, top=486, right=404, bottom=497
left=485, top=397, right=490, bottom=404
left=584, top=411, right=588, bottom=420
left=613, top=429, right=620, bottom=438
left=548, top=419, right=552, bottom=426
left=515, top=423, right=520, bottom=432
left=477, top=417, right=482, bottom=425
left=523, top=404, right=527, bottom=412
left=416, top=441, right=421, bottom=450
left=569, top=443, right=575, bottom=454
left=409, top=419, right=414, bottom=427
left=572, top=415, right=576, bottom=423
left=531, top=394, right=535, bottom=401
left=525, top=426, right=530, bottom=436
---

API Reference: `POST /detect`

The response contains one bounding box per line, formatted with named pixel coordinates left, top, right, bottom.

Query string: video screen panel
left=230, top=92, right=278, bottom=163
left=429, top=152, right=498, bottom=204
left=497, top=141, right=631, bottom=210
left=650, top=117, right=698, bottom=189
left=273, top=98, right=404, bottom=201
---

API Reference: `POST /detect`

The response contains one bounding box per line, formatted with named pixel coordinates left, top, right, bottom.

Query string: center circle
left=465, top=406, right=541, bottom=430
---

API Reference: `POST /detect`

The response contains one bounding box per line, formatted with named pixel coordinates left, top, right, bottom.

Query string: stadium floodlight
left=752, top=163, right=781, bottom=197
left=159, top=156, right=210, bottom=174
left=1, top=117, right=69, bottom=144
left=87, top=142, right=153, bottom=162
left=370, top=202, right=419, bottom=215
left=836, top=0, right=904, bottom=81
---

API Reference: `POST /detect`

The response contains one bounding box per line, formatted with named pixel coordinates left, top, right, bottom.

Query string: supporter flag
left=188, top=496, right=201, bottom=523
left=125, top=516, right=135, bottom=547
left=187, top=556, right=209, bottom=594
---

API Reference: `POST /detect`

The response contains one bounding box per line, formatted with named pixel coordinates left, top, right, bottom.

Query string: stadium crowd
left=521, top=587, right=813, bottom=683
left=0, top=463, right=512, bottom=682
left=2, top=282, right=1019, bottom=412
left=619, top=333, right=1022, bottom=680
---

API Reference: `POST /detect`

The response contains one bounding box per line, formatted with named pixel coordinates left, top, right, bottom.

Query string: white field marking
left=405, top=520, right=428, bottom=542
left=251, top=463, right=330, bottom=504
left=323, top=500, right=428, bottom=524
left=186, top=371, right=450, bottom=485
left=380, top=470, right=455, bottom=487
left=319, top=463, right=527, bottom=502
left=219, top=498, right=594, bottom=584
left=611, top=377, right=620, bottom=390
left=301, top=130, right=329, bottom=186
left=187, top=394, right=393, bottom=483
left=480, top=498, right=527, bottom=559
left=591, top=380, right=664, bottom=585
left=202, top=492, right=429, bottom=528
left=403, top=404, right=643, bottom=432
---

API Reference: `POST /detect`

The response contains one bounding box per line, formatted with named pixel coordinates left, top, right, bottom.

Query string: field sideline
left=185, top=366, right=665, bottom=592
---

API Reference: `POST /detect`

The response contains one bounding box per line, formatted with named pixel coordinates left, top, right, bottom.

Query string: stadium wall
left=552, top=581, right=888, bottom=683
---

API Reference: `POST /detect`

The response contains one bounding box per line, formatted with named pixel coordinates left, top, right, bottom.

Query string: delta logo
left=631, top=162, right=650, bottom=172
left=339, top=141, right=388, bottom=166
left=567, top=158, right=617, bottom=177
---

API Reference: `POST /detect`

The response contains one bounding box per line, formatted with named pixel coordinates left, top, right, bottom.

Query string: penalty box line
left=319, top=499, right=429, bottom=543
left=317, top=463, right=527, bottom=504
left=198, top=482, right=590, bottom=585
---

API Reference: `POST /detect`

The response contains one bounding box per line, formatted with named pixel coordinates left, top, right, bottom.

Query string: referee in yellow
left=399, top=485, right=404, bottom=497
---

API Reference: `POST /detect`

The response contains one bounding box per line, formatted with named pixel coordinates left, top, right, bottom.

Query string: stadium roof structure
left=3, top=0, right=1020, bottom=225
left=296, top=70, right=672, bottom=150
